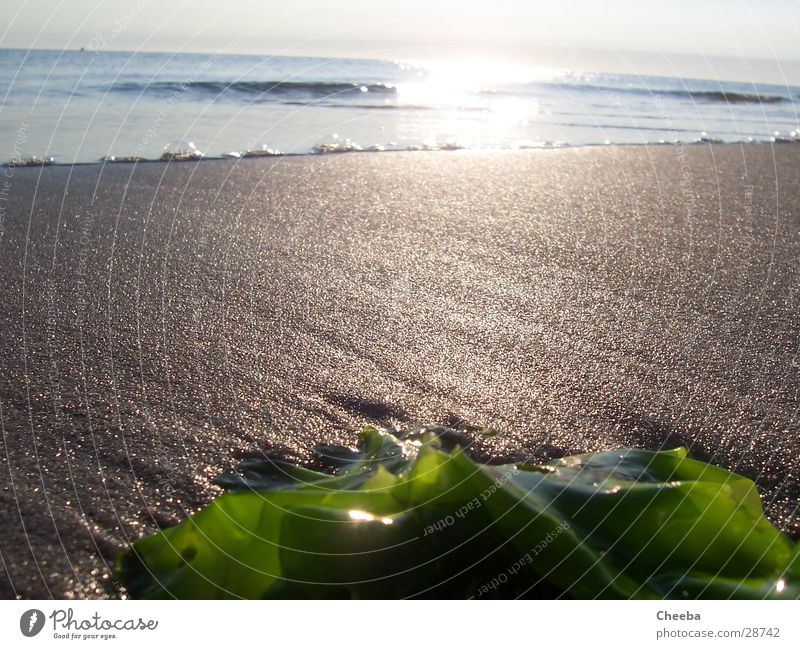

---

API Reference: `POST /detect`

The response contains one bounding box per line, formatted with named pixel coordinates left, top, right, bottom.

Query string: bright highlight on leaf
left=117, top=427, right=800, bottom=599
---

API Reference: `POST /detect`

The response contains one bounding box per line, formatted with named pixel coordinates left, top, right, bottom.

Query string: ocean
left=1, top=48, right=798, bottom=164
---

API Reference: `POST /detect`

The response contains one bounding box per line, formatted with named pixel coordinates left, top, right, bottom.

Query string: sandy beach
left=1, top=144, right=799, bottom=598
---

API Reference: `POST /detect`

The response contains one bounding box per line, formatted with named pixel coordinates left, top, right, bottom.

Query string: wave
left=102, top=78, right=789, bottom=109
left=641, top=88, right=787, bottom=104
left=478, top=81, right=789, bottom=104
left=520, top=83, right=789, bottom=104
left=106, top=80, right=398, bottom=99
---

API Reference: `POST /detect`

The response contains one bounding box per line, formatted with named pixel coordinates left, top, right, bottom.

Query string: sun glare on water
left=393, top=59, right=567, bottom=145
left=398, top=59, right=561, bottom=100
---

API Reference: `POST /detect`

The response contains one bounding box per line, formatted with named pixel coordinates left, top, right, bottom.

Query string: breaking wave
left=105, top=80, right=398, bottom=99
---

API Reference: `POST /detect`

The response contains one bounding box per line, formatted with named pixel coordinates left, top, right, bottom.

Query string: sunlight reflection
left=393, top=59, right=559, bottom=145
left=348, top=510, right=394, bottom=525
left=396, top=59, right=562, bottom=108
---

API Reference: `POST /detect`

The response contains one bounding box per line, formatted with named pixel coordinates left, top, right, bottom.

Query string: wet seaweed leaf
left=117, top=427, right=800, bottom=599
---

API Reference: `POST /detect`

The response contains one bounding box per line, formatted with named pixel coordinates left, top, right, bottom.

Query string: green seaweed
left=117, top=427, right=800, bottom=599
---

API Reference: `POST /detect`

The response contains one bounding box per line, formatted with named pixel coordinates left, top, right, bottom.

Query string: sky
left=1, top=0, right=799, bottom=83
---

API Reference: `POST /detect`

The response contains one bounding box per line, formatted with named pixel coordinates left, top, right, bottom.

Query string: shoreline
left=6, top=139, right=800, bottom=169
left=2, top=144, right=799, bottom=598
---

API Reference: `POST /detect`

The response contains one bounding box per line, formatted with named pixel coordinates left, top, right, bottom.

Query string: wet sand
left=1, top=145, right=799, bottom=598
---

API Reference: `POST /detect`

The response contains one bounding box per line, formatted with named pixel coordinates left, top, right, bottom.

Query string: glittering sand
left=1, top=145, right=799, bottom=598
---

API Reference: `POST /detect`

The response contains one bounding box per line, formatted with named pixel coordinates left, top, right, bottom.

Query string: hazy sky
left=2, top=0, right=799, bottom=81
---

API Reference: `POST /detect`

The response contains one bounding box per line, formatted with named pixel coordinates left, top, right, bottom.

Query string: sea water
left=1, top=48, right=798, bottom=164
